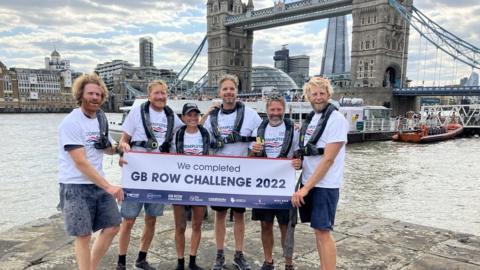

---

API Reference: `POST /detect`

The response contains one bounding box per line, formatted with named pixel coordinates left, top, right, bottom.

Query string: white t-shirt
left=301, top=110, right=349, bottom=188
left=122, top=104, right=183, bottom=152
left=173, top=129, right=206, bottom=155
left=58, top=108, right=108, bottom=184
left=204, top=105, right=262, bottom=157
left=250, top=121, right=300, bottom=158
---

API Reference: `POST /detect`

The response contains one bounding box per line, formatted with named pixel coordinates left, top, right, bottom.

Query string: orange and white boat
left=392, top=123, right=463, bottom=143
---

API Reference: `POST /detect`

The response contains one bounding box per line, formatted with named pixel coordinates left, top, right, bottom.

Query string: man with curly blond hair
left=58, top=73, right=123, bottom=270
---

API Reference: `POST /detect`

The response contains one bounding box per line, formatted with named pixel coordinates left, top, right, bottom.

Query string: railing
left=362, top=119, right=399, bottom=132
left=225, top=0, right=352, bottom=27
left=421, top=104, right=480, bottom=128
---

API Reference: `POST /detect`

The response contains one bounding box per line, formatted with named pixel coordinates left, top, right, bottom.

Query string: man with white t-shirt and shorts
left=116, top=80, right=183, bottom=270
left=249, top=93, right=299, bottom=270
left=203, top=74, right=262, bottom=270
left=58, top=73, right=124, bottom=270
left=291, top=77, right=348, bottom=270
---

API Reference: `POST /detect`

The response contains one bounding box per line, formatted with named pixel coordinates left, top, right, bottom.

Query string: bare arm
left=118, top=132, right=132, bottom=167
left=292, top=142, right=344, bottom=207
left=68, top=147, right=124, bottom=202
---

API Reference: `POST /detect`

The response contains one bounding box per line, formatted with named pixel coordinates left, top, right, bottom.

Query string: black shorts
left=299, top=187, right=339, bottom=231
left=252, top=208, right=290, bottom=225
left=211, top=206, right=246, bottom=214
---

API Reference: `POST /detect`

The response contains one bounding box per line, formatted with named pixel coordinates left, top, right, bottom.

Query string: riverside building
left=0, top=50, right=76, bottom=113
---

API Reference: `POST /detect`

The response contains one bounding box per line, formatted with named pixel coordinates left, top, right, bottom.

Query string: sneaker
left=116, top=263, right=126, bottom=270
left=284, top=265, right=294, bottom=270
left=233, top=253, right=251, bottom=270
left=176, top=263, right=185, bottom=270
left=259, top=261, right=275, bottom=270
left=135, top=260, right=157, bottom=270
left=189, top=263, right=205, bottom=270
left=211, top=253, right=225, bottom=270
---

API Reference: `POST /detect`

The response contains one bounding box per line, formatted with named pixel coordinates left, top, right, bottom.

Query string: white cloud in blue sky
left=0, top=0, right=478, bottom=86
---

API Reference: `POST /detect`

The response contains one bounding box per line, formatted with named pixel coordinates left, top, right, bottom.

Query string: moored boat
left=393, top=123, right=463, bottom=143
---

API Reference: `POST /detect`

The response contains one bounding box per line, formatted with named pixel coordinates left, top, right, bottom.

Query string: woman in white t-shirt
left=172, top=103, right=211, bottom=270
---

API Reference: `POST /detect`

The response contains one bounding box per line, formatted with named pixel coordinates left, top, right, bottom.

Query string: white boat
left=108, top=97, right=398, bottom=143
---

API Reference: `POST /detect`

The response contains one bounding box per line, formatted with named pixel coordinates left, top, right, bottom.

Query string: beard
left=311, top=102, right=327, bottom=113
left=268, top=115, right=284, bottom=126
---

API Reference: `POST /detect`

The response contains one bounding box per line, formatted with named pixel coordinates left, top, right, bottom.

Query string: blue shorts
left=299, top=187, right=339, bottom=231
left=120, top=201, right=165, bottom=219
left=252, top=208, right=290, bottom=225
left=59, top=184, right=121, bottom=236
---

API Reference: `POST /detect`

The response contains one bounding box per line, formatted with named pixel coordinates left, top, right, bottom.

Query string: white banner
left=121, top=151, right=297, bottom=208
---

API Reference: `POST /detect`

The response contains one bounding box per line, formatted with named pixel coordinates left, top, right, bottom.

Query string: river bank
left=1, top=208, right=479, bottom=270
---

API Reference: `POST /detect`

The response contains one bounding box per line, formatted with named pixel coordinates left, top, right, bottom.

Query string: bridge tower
left=207, top=0, right=253, bottom=93
left=351, top=0, right=413, bottom=89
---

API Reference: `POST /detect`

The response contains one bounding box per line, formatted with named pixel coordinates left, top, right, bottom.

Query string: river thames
left=0, top=113, right=479, bottom=235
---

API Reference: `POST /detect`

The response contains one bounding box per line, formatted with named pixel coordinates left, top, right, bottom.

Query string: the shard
left=320, top=16, right=350, bottom=76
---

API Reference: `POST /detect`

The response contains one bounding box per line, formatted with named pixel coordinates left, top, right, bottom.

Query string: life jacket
left=175, top=125, right=210, bottom=155
left=297, top=103, right=337, bottom=157
left=256, top=118, right=294, bottom=158
left=94, top=109, right=112, bottom=150
left=130, top=101, right=175, bottom=152
left=209, top=101, right=255, bottom=149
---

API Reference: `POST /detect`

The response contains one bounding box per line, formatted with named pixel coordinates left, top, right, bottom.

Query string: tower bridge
left=171, top=0, right=479, bottom=115
left=207, top=0, right=413, bottom=114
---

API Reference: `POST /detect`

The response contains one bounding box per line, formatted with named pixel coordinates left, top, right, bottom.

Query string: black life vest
left=209, top=101, right=255, bottom=149
left=298, top=103, right=337, bottom=157
left=175, top=125, right=210, bottom=155
left=94, top=109, right=112, bottom=150
left=256, top=118, right=294, bottom=158
left=131, top=101, right=175, bottom=152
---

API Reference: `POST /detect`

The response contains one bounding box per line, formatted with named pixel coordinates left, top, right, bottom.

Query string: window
left=361, top=41, right=364, bottom=50
left=372, top=40, right=375, bottom=48
left=365, top=41, right=370, bottom=49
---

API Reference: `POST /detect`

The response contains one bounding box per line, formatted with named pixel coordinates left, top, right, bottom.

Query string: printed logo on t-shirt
left=85, top=131, right=100, bottom=145
left=264, top=136, right=284, bottom=155
left=152, top=122, right=168, bottom=140
left=183, top=144, right=203, bottom=155
left=304, top=123, right=317, bottom=142
left=219, top=124, right=235, bottom=138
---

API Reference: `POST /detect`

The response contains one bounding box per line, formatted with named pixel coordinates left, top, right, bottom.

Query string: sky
left=0, top=0, right=479, bottom=86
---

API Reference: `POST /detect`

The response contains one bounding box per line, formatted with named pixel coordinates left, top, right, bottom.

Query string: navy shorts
left=299, top=187, right=339, bottom=231
left=252, top=208, right=290, bottom=225
left=211, top=206, right=246, bottom=214
left=59, top=184, right=121, bottom=236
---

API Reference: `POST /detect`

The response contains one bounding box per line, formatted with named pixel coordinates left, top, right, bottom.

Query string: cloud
left=0, top=0, right=478, bottom=86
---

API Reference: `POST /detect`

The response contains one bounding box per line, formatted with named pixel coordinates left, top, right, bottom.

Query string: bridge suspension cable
left=388, top=0, right=480, bottom=70
left=170, top=35, right=207, bottom=92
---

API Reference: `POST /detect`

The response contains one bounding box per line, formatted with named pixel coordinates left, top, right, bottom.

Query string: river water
left=0, top=113, right=479, bottom=235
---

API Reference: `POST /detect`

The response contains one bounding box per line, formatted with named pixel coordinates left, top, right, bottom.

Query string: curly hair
left=71, top=73, right=108, bottom=105
left=303, top=77, right=334, bottom=102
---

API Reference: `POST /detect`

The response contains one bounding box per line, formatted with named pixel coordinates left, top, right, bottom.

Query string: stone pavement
left=0, top=208, right=479, bottom=270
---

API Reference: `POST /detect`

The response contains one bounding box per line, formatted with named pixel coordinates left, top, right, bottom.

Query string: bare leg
left=139, top=215, right=157, bottom=252
left=118, top=218, right=136, bottom=255
left=174, top=205, right=187, bottom=258
left=74, top=234, right=91, bottom=270
left=190, top=206, right=206, bottom=256
left=279, top=224, right=293, bottom=265
left=315, top=229, right=336, bottom=270
left=233, top=211, right=245, bottom=252
left=214, top=210, right=228, bottom=250
left=260, top=221, right=274, bottom=263
left=90, top=226, right=120, bottom=270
